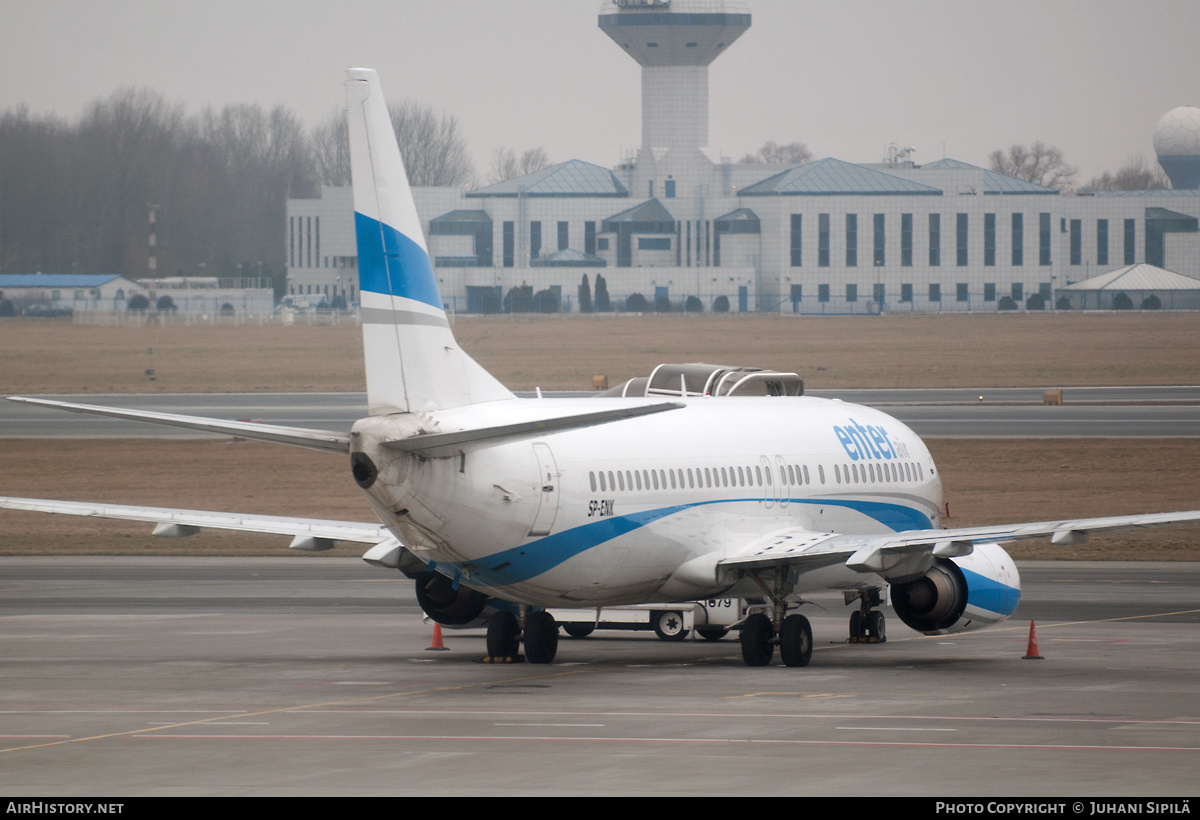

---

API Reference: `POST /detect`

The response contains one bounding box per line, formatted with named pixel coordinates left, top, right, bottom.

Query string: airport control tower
left=599, top=0, right=751, bottom=200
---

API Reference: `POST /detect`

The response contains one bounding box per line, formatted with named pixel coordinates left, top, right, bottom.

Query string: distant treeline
left=0, top=88, right=473, bottom=290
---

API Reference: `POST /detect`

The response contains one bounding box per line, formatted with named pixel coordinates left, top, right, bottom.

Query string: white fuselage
left=351, top=396, right=943, bottom=608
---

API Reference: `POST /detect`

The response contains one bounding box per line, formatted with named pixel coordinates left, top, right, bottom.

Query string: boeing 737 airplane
left=4, top=68, right=1200, bottom=668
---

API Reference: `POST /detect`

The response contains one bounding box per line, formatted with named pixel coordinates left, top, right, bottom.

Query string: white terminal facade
left=287, top=0, right=1200, bottom=314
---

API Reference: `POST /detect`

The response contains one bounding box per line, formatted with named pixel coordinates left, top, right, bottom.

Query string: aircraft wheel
left=653, top=610, right=689, bottom=642
left=740, top=613, right=774, bottom=667
left=867, top=610, right=886, bottom=642
left=849, top=609, right=865, bottom=639
left=780, top=613, right=813, bottom=667
left=563, top=624, right=594, bottom=639
left=486, top=611, right=520, bottom=659
left=524, top=610, right=559, bottom=664
left=697, top=627, right=728, bottom=642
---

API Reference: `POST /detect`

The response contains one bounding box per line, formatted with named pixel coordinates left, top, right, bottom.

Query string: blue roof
left=468, top=160, right=629, bottom=198
left=0, top=274, right=124, bottom=287
left=920, top=158, right=1059, bottom=194
left=739, top=158, right=942, bottom=196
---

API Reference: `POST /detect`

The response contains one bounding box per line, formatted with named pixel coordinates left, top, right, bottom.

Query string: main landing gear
left=740, top=611, right=813, bottom=667
left=485, top=607, right=559, bottom=664
left=847, top=588, right=886, bottom=643
left=739, top=571, right=814, bottom=668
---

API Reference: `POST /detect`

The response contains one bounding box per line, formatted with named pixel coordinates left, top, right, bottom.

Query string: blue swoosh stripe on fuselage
left=355, top=211, right=443, bottom=309
left=431, top=497, right=934, bottom=590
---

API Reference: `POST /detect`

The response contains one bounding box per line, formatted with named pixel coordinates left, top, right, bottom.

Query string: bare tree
left=988, top=141, right=1077, bottom=190
left=310, top=101, right=475, bottom=188
left=738, top=140, right=811, bottom=165
left=310, top=111, right=350, bottom=186
left=1082, top=155, right=1169, bottom=192
left=488, top=146, right=552, bottom=183
left=389, top=101, right=474, bottom=187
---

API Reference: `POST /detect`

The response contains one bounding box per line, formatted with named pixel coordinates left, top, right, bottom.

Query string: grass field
left=3, top=312, right=1200, bottom=393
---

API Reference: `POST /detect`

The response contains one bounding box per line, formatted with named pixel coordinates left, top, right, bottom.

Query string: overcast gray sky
left=4, top=0, right=1197, bottom=183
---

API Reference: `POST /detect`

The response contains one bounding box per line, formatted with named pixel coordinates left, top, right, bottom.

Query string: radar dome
left=1154, top=106, right=1200, bottom=157
left=1153, top=106, right=1200, bottom=189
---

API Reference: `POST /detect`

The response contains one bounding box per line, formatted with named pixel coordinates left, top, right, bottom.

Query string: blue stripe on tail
left=355, top=212, right=443, bottom=309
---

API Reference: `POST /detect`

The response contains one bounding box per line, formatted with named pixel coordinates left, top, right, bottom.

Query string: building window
left=845, top=214, right=858, bottom=267
left=638, top=237, right=670, bottom=250
left=1039, top=282, right=1051, bottom=302
left=1012, top=282, right=1024, bottom=302
left=957, top=283, right=968, bottom=302
left=929, top=283, right=941, bottom=302
left=901, top=283, right=913, bottom=302
left=1039, top=213, right=1051, bottom=266
left=1124, top=219, right=1135, bottom=265
left=929, top=214, right=940, bottom=266
left=790, top=214, right=802, bottom=267
left=956, top=213, right=968, bottom=266
left=901, top=213, right=913, bottom=267
left=1012, top=213, right=1024, bottom=266
left=530, top=221, right=541, bottom=260
left=1097, top=219, right=1109, bottom=266
left=1070, top=219, right=1081, bottom=265
left=665, top=179, right=675, bottom=198
left=984, top=213, right=996, bottom=266
left=984, top=282, right=996, bottom=301
left=503, top=221, right=514, bottom=267
left=846, top=284, right=858, bottom=302
left=585, top=221, right=596, bottom=256
left=873, top=282, right=885, bottom=304
left=818, top=284, right=830, bottom=303
left=873, top=213, right=885, bottom=267
left=558, top=221, right=569, bottom=251
left=818, top=214, right=830, bottom=267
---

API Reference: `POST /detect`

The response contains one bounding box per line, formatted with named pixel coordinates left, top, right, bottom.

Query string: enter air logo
left=833, top=418, right=907, bottom=461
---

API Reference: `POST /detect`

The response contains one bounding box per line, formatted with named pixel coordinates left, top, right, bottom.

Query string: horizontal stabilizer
left=7, top=397, right=350, bottom=453
left=0, top=496, right=387, bottom=543
left=384, top=401, right=684, bottom=457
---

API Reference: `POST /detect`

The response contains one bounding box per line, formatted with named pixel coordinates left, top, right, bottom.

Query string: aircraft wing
left=0, top=496, right=390, bottom=553
left=719, top=510, right=1200, bottom=578
left=6, top=397, right=350, bottom=454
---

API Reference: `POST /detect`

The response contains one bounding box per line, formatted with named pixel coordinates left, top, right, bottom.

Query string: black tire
left=740, top=613, right=774, bottom=667
left=697, top=627, right=728, bottom=642
left=524, top=610, right=559, bottom=664
left=867, top=610, right=886, bottom=642
left=780, top=613, right=813, bottom=667
left=563, top=623, right=594, bottom=638
left=849, top=609, right=865, bottom=639
left=652, top=610, right=689, bottom=642
left=486, top=611, right=520, bottom=659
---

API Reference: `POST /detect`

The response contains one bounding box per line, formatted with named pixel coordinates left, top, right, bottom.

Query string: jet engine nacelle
left=890, top=543, right=1021, bottom=634
left=413, top=571, right=489, bottom=627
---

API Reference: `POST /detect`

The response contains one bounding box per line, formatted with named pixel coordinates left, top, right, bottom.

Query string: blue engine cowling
left=890, top=543, right=1021, bottom=634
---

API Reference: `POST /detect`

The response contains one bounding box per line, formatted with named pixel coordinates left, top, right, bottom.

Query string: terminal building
left=287, top=0, right=1200, bottom=314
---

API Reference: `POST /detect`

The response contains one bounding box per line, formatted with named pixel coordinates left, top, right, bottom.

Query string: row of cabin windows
left=834, top=460, right=923, bottom=485
left=588, top=460, right=923, bottom=494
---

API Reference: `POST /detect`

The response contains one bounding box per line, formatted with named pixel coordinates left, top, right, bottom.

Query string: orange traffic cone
left=426, top=622, right=449, bottom=651
left=1022, top=620, right=1043, bottom=660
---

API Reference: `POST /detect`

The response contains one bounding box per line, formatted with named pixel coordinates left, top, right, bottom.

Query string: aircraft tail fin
left=346, top=68, right=514, bottom=415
